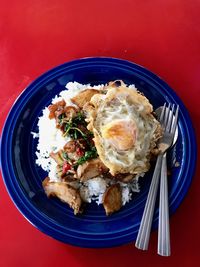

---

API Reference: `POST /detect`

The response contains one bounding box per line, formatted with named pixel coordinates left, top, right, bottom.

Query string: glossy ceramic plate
left=0, top=57, right=196, bottom=248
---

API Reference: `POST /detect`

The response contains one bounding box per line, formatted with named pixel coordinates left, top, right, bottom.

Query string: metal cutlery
left=135, top=103, right=179, bottom=254
left=157, top=104, right=179, bottom=256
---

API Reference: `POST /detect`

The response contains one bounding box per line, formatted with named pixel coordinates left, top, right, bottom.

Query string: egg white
left=85, top=81, right=162, bottom=176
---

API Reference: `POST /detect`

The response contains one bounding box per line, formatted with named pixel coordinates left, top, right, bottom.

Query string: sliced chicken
left=64, top=106, right=78, bottom=120
left=71, top=89, right=100, bottom=108
left=64, top=140, right=77, bottom=153
left=118, top=174, right=135, bottom=183
left=42, top=177, right=82, bottom=215
left=114, top=173, right=135, bottom=183
left=103, top=184, right=122, bottom=215
left=76, top=158, right=108, bottom=182
left=48, top=99, right=66, bottom=119
left=63, top=141, right=85, bottom=161
left=105, top=172, right=135, bottom=183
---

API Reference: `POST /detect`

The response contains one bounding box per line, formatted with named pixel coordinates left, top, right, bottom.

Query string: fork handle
left=157, top=153, right=171, bottom=256
left=135, top=154, right=163, bottom=250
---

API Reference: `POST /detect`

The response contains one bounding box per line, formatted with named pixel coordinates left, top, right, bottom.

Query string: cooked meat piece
left=108, top=80, right=124, bottom=88
left=71, top=89, right=100, bottom=108
left=63, top=140, right=88, bottom=161
left=56, top=163, right=75, bottom=179
left=48, top=101, right=79, bottom=130
left=103, top=184, right=122, bottom=215
left=50, top=145, right=82, bottom=166
left=76, top=158, right=108, bottom=182
left=78, top=124, right=89, bottom=134
left=64, top=106, right=78, bottom=119
left=62, top=173, right=77, bottom=182
left=50, top=151, right=64, bottom=165
left=56, top=106, right=79, bottom=129
left=76, top=139, right=87, bottom=150
left=105, top=172, right=135, bottom=183
left=42, top=177, right=82, bottom=215
left=78, top=125, right=94, bottom=143
left=119, top=174, right=135, bottom=183
left=82, top=102, right=96, bottom=120
left=111, top=173, right=135, bottom=183
left=48, top=100, right=66, bottom=119
left=64, top=141, right=77, bottom=153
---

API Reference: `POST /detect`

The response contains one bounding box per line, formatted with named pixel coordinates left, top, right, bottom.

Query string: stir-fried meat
left=50, top=141, right=82, bottom=166
left=64, top=106, right=78, bottom=120
left=107, top=80, right=124, bottom=88
left=103, top=184, right=122, bottom=215
left=63, top=139, right=87, bottom=156
left=50, top=151, right=64, bottom=165
left=106, top=173, right=135, bottom=183
left=76, top=158, right=108, bottom=182
left=57, top=106, right=79, bottom=129
left=64, top=140, right=76, bottom=153
left=71, top=89, right=100, bottom=108
left=63, top=140, right=84, bottom=161
left=48, top=100, right=66, bottom=119
left=76, top=139, right=87, bottom=150
left=42, top=177, right=82, bottom=215
left=50, top=149, right=75, bottom=179
left=50, top=139, right=98, bottom=180
left=48, top=100, right=79, bottom=130
left=118, top=174, right=135, bottom=183
left=77, top=125, right=94, bottom=141
left=56, top=164, right=76, bottom=180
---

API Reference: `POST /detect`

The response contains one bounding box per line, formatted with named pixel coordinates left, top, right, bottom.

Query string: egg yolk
left=102, top=120, right=137, bottom=151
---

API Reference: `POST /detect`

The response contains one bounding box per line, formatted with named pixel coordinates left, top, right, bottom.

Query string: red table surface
left=0, top=1, right=200, bottom=266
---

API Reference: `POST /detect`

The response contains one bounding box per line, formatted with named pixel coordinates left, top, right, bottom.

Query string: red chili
left=62, top=161, right=71, bottom=173
left=76, top=147, right=84, bottom=157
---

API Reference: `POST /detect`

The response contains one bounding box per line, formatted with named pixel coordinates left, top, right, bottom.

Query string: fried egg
left=84, top=81, right=162, bottom=176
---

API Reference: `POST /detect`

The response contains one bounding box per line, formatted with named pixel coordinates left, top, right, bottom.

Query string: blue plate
left=0, top=57, right=197, bottom=248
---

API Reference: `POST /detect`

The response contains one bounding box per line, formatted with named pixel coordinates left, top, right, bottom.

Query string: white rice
left=32, top=82, right=141, bottom=205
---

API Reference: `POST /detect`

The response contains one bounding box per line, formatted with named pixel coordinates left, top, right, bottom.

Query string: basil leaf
left=62, top=151, right=69, bottom=160
left=74, top=146, right=98, bottom=168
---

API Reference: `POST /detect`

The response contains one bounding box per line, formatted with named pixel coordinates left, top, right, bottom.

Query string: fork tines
left=160, top=103, right=179, bottom=135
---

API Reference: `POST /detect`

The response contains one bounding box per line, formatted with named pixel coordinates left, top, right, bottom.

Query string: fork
left=157, top=104, right=179, bottom=256
left=135, top=103, right=179, bottom=253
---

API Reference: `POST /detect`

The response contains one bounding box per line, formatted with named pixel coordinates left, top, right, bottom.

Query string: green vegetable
left=62, top=112, right=88, bottom=139
left=74, top=130, right=78, bottom=140
left=62, top=151, right=69, bottom=160
left=64, top=120, right=72, bottom=134
left=61, top=112, right=98, bottom=169
left=58, top=113, right=65, bottom=125
left=73, top=112, right=87, bottom=126
left=64, top=124, right=87, bottom=139
left=74, top=146, right=98, bottom=168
